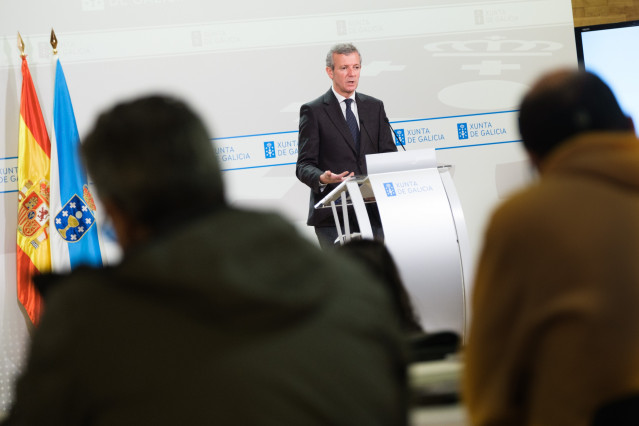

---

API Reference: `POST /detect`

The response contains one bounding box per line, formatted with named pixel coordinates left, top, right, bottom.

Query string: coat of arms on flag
left=54, top=192, right=96, bottom=242
left=17, top=179, right=50, bottom=248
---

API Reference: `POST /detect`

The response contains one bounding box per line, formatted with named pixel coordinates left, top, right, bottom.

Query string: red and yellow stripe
left=16, top=56, right=51, bottom=325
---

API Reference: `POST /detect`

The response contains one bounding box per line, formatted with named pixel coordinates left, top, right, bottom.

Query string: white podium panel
left=314, top=149, right=472, bottom=336
left=369, top=168, right=465, bottom=334
left=364, top=149, right=472, bottom=337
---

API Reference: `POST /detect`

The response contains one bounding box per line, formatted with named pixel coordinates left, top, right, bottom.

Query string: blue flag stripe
left=54, top=59, right=103, bottom=268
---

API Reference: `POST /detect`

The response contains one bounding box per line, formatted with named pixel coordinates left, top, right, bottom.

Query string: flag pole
left=50, top=28, right=58, bottom=55
left=17, top=31, right=26, bottom=58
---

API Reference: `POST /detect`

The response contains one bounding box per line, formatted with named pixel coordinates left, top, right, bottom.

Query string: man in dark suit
left=296, top=43, right=397, bottom=249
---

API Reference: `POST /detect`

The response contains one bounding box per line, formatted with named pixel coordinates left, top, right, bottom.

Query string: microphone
left=386, top=118, right=406, bottom=151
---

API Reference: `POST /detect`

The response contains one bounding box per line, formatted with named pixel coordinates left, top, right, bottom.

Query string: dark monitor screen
left=575, top=20, right=639, bottom=127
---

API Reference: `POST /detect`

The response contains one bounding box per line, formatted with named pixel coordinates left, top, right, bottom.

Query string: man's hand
left=319, top=170, right=354, bottom=184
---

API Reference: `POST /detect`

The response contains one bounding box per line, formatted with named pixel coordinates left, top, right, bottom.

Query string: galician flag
left=49, top=57, right=103, bottom=271
left=16, top=56, right=52, bottom=325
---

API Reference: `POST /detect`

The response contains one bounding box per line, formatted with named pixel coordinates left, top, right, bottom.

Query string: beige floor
left=411, top=405, right=468, bottom=426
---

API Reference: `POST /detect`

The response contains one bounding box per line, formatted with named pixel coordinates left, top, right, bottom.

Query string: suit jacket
left=296, top=88, right=397, bottom=227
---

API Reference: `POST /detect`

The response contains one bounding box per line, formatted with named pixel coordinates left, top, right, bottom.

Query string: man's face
left=326, top=52, right=361, bottom=98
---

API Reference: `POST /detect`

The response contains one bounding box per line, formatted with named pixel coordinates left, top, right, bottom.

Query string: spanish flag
left=16, top=56, right=52, bottom=325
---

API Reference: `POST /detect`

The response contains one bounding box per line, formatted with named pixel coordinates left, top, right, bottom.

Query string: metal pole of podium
left=341, top=192, right=350, bottom=244
left=330, top=201, right=344, bottom=244
left=346, top=180, right=373, bottom=239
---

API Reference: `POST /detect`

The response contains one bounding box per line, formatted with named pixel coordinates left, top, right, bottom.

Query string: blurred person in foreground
left=463, top=69, right=639, bottom=426
left=2, top=95, right=407, bottom=426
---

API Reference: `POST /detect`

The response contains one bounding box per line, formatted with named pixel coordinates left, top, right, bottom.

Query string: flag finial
left=50, top=28, right=58, bottom=55
left=17, top=32, right=25, bottom=58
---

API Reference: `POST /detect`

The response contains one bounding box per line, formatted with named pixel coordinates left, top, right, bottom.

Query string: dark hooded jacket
left=4, top=208, right=407, bottom=426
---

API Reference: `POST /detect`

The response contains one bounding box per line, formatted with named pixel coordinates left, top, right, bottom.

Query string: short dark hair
left=326, top=43, right=361, bottom=69
left=518, top=70, right=632, bottom=159
left=81, top=95, right=225, bottom=232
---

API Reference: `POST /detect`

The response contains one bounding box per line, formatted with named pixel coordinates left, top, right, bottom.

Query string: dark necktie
left=344, top=98, right=360, bottom=153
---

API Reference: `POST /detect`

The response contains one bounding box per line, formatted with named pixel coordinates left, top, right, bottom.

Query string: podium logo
left=393, top=128, right=406, bottom=147
left=457, top=123, right=469, bottom=140
left=383, top=182, right=397, bottom=197
left=264, top=141, right=276, bottom=159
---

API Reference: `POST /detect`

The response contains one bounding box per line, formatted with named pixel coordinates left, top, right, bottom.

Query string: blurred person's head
left=81, top=95, right=225, bottom=249
left=518, top=69, right=633, bottom=167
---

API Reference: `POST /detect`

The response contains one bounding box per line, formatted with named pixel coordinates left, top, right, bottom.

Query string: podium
left=314, top=149, right=473, bottom=337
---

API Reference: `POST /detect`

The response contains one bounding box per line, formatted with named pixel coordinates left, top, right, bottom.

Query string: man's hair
left=325, top=43, right=361, bottom=69
left=518, top=69, right=632, bottom=159
left=81, top=95, right=225, bottom=232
